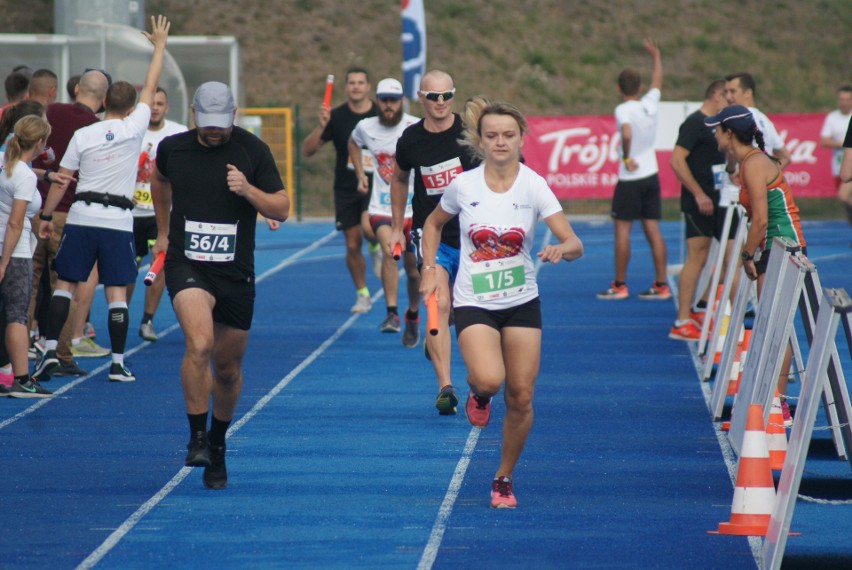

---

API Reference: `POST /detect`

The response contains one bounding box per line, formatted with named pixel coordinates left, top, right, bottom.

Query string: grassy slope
left=3, top=0, right=850, bottom=217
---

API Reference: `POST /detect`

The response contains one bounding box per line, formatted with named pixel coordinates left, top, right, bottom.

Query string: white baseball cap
left=376, top=78, right=404, bottom=100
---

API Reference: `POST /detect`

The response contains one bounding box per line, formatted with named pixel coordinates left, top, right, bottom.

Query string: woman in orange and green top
left=706, top=104, right=804, bottom=426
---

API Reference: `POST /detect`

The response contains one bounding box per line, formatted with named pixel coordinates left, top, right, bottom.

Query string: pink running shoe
left=0, top=368, right=13, bottom=388
left=490, top=476, right=517, bottom=509
left=780, top=400, right=793, bottom=427
left=465, top=390, right=491, bottom=428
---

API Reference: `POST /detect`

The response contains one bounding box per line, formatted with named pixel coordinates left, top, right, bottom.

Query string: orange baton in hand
left=144, top=251, right=165, bottom=286
left=322, top=75, right=334, bottom=109
left=392, top=243, right=402, bottom=261
left=426, top=292, right=439, bottom=336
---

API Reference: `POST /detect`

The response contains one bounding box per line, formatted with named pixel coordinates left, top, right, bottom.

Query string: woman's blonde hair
left=459, top=96, right=528, bottom=161
left=4, top=115, right=50, bottom=178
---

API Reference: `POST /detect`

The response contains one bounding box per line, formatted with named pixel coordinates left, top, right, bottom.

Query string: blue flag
left=401, top=0, right=426, bottom=103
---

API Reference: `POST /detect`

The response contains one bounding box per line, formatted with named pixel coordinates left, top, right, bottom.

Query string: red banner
left=525, top=113, right=835, bottom=199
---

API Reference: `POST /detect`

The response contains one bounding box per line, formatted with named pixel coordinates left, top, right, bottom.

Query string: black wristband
left=741, top=250, right=753, bottom=262
left=43, top=169, right=54, bottom=182
left=39, top=212, right=53, bottom=222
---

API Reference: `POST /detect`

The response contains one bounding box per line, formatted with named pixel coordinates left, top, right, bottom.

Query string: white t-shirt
left=0, top=152, right=42, bottom=258
left=820, top=109, right=852, bottom=176
left=134, top=119, right=189, bottom=218
left=615, top=88, right=660, bottom=180
left=60, top=103, right=151, bottom=232
left=749, top=106, right=785, bottom=156
left=350, top=113, right=419, bottom=218
left=440, top=163, right=563, bottom=310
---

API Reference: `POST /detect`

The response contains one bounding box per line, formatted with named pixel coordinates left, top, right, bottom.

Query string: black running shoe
left=203, top=444, right=227, bottom=490
left=9, top=377, right=53, bottom=399
left=32, top=349, right=60, bottom=381
left=53, top=359, right=88, bottom=377
left=108, top=362, right=136, bottom=382
left=401, top=316, right=420, bottom=348
left=185, top=431, right=211, bottom=467
left=435, top=385, right=458, bottom=415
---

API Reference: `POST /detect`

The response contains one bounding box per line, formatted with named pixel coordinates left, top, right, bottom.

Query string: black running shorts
left=165, top=255, right=256, bottom=331
left=611, top=174, right=661, bottom=220
left=454, top=297, right=542, bottom=336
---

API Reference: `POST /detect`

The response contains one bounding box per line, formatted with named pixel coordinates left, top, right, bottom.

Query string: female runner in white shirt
left=419, top=98, right=583, bottom=508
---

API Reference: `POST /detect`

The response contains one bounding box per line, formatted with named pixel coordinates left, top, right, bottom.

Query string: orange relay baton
left=426, top=292, right=439, bottom=336
left=322, top=75, right=334, bottom=109
left=144, top=251, right=165, bottom=286
left=392, top=242, right=402, bottom=261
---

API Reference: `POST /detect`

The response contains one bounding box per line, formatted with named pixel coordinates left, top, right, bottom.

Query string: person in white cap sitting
left=150, top=79, right=289, bottom=490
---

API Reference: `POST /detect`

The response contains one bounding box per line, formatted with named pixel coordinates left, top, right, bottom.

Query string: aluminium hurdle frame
left=761, top=288, right=852, bottom=570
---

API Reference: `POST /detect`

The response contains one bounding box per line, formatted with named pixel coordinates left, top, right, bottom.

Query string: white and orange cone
left=709, top=404, right=776, bottom=536
left=767, top=390, right=788, bottom=471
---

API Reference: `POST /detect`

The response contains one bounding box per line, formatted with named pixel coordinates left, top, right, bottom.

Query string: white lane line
left=78, top=247, right=385, bottom=569
left=417, top=429, right=481, bottom=570
left=418, top=224, right=554, bottom=568
left=0, top=230, right=339, bottom=432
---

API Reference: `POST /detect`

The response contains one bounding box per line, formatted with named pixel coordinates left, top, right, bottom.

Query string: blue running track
left=0, top=218, right=850, bottom=569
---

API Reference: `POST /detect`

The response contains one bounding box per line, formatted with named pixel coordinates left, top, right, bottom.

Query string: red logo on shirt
left=469, top=226, right=525, bottom=261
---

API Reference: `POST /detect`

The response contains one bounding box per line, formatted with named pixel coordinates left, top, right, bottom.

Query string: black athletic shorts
left=454, top=297, right=542, bottom=336
left=165, top=255, right=256, bottom=331
left=755, top=245, right=807, bottom=276
left=334, top=189, right=369, bottom=231
left=133, top=216, right=158, bottom=260
left=682, top=190, right=740, bottom=240
left=611, top=174, right=661, bottom=220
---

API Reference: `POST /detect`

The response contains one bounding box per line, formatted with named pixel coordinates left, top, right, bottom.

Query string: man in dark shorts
left=151, top=82, right=289, bottom=490
left=598, top=39, right=670, bottom=301
left=302, top=67, right=379, bottom=313
left=668, top=79, right=731, bottom=340
left=388, top=70, right=479, bottom=415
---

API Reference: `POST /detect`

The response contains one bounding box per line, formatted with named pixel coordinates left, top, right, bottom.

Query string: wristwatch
left=741, top=250, right=754, bottom=262
left=43, top=169, right=54, bottom=182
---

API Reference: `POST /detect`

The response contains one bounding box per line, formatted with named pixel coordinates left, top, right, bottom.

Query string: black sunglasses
left=378, top=96, right=402, bottom=103
left=84, top=68, right=113, bottom=86
left=420, top=89, right=455, bottom=102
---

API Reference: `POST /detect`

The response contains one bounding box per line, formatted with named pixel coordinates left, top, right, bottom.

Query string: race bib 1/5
left=421, top=157, right=463, bottom=196
left=470, top=255, right=526, bottom=302
left=184, top=219, right=237, bottom=262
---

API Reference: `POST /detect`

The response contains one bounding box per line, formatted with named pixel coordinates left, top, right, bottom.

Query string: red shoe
left=689, top=311, right=706, bottom=327
left=490, top=476, right=517, bottom=508
left=465, top=390, right=491, bottom=428
left=638, top=282, right=672, bottom=300
left=669, top=320, right=701, bottom=341
left=597, top=281, right=628, bottom=300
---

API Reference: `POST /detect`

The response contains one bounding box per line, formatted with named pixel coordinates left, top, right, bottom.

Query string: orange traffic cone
left=767, top=391, right=788, bottom=471
left=726, top=330, right=752, bottom=397
left=711, top=285, right=732, bottom=364
left=709, top=404, right=776, bottom=536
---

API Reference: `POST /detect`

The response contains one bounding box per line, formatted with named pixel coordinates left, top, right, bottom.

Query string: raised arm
left=644, top=38, right=662, bottom=92
left=137, top=15, right=170, bottom=108
left=301, top=106, right=330, bottom=158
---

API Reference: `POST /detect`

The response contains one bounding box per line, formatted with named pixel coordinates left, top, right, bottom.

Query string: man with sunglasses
left=348, top=78, right=421, bottom=344
left=388, top=70, right=479, bottom=415
left=302, top=67, right=379, bottom=314
left=30, top=68, right=113, bottom=378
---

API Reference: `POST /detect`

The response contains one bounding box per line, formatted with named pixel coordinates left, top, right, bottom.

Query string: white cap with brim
left=193, top=81, right=236, bottom=128
left=376, top=78, right=404, bottom=99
